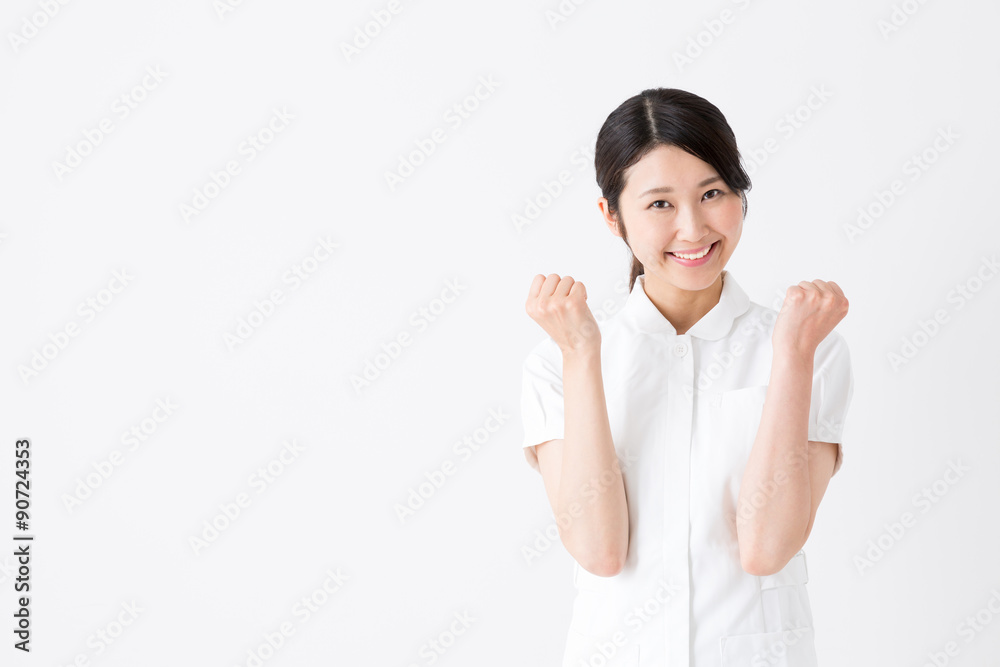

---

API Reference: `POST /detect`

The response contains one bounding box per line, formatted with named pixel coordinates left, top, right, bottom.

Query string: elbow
left=740, top=544, right=795, bottom=577
left=741, top=553, right=780, bottom=577
left=579, top=544, right=628, bottom=577
left=581, top=553, right=626, bottom=578
left=738, top=523, right=805, bottom=576
left=562, top=507, right=630, bottom=578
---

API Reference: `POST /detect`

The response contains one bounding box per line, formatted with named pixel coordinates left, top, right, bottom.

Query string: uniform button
left=673, top=343, right=688, bottom=357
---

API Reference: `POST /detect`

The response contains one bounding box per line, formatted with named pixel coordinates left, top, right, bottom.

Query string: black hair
left=594, top=88, right=751, bottom=292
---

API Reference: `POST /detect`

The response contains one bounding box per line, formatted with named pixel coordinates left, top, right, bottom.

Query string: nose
left=673, top=202, right=711, bottom=244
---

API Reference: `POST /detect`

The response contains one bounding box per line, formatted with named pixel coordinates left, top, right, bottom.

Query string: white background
left=1, top=0, right=999, bottom=665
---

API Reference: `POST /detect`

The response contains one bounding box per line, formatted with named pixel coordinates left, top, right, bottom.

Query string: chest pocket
left=696, top=384, right=769, bottom=470
left=711, top=384, right=769, bottom=456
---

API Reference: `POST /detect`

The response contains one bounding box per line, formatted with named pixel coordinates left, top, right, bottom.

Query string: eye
left=650, top=200, right=671, bottom=209
left=704, top=188, right=724, bottom=199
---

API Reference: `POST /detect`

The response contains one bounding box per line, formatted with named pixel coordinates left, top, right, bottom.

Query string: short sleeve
left=808, top=330, right=855, bottom=477
left=519, top=338, right=565, bottom=473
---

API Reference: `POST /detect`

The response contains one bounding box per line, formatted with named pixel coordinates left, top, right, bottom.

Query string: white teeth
left=670, top=243, right=713, bottom=260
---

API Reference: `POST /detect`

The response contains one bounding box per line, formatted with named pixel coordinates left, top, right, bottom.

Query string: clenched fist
left=772, top=279, right=849, bottom=359
left=525, top=274, right=602, bottom=355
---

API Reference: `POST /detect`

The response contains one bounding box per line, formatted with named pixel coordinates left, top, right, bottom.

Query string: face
left=599, top=143, right=744, bottom=294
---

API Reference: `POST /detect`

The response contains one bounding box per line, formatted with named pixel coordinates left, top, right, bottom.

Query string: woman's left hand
left=772, top=279, right=849, bottom=359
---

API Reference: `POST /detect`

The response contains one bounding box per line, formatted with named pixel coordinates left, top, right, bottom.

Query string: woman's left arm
left=735, top=279, right=848, bottom=577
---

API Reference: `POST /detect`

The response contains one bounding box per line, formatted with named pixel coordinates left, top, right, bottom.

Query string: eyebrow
left=638, top=175, right=722, bottom=198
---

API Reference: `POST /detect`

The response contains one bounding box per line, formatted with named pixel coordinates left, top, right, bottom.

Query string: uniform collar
left=623, top=269, right=751, bottom=340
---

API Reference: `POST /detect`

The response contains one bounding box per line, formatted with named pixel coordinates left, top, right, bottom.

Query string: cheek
left=714, top=201, right=744, bottom=233
left=624, top=212, right=658, bottom=242
left=633, top=223, right=669, bottom=255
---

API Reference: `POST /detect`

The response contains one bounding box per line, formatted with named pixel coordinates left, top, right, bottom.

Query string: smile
left=665, top=241, right=718, bottom=266
left=668, top=244, right=713, bottom=260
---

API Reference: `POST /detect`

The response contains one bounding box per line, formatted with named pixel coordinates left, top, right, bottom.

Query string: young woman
left=520, top=88, right=855, bottom=667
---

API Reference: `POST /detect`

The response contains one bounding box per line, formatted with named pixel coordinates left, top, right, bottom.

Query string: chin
left=655, top=265, right=723, bottom=291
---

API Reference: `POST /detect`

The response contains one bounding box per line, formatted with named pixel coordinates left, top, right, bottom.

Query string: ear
left=598, top=198, right=623, bottom=238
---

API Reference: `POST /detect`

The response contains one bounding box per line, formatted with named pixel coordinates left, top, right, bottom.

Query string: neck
left=642, top=271, right=724, bottom=335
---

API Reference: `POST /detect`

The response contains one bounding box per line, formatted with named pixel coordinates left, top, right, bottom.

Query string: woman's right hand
left=525, top=274, right=601, bottom=354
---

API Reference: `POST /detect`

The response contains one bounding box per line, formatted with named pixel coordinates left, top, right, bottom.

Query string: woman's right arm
left=526, top=274, right=629, bottom=577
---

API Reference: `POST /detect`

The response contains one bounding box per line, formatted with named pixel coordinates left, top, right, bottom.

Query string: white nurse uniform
left=520, top=269, right=855, bottom=667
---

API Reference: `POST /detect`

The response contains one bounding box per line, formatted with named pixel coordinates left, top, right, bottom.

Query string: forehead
left=623, top=144, right=716, bottom=191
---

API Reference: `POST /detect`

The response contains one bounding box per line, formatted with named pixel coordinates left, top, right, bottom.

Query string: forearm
left=557, top=347, right=629, bottom=576
left=736, top=350, right=813, bottom=574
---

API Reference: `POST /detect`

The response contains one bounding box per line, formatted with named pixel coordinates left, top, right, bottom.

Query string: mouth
left=666, top=240, right=718, bottom=265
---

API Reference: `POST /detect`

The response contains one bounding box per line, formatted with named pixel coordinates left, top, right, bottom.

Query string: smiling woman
left=520, top=87, right=855, bottom=667
left=595, top=91, right=750, bottom=299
